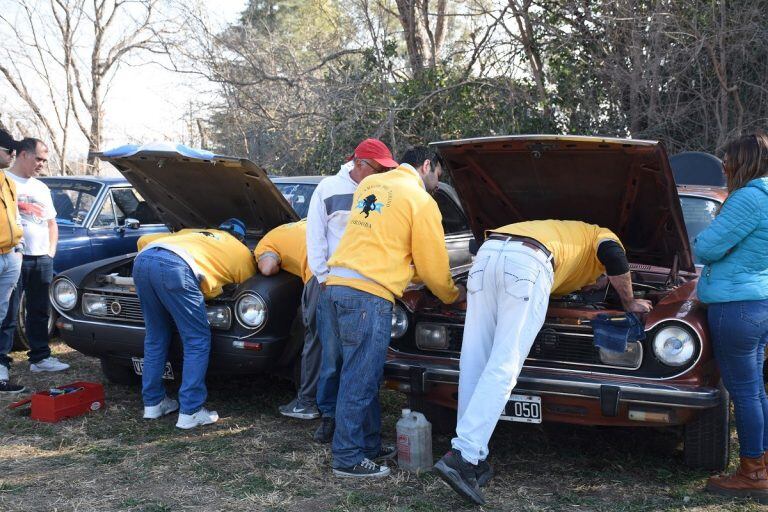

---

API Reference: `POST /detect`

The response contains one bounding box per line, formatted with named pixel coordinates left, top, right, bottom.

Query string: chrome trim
left=54, top=307, right=147, bottom=332
left=234, top=291, right=268, bottom=332
left=50, top=277, right=78, bottom=311
left=528, top=340, right=644, bottom=371
left=650, top=321, right=700, bottom=369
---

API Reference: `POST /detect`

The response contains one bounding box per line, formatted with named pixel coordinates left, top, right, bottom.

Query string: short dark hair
left=16, top=137, right=45, bottom=156
left=0, top=128, right=17, bottom=153
left=399, top=146, right=442, bottom=170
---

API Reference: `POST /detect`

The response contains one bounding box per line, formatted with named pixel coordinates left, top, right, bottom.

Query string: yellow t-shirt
left=137, top=229, right=256, bottom=299
left=253, top=220, right=312, bottom=283
left=491, top=220, right=622, bottom=295
left=326, top=164, right=459, bottom=304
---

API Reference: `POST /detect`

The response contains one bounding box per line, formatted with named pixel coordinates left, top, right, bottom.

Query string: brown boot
left=706, top=456, right=768, bottom=503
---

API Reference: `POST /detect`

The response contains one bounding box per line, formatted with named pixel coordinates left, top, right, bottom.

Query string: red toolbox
left=8, top=381, right=105, bottom=422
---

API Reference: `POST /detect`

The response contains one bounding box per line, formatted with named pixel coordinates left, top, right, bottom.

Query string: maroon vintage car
left=384, top=135, right=730, bottom=470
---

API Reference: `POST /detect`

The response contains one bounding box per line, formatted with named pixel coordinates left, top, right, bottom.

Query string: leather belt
left=486, top=233, right=555, bottom=270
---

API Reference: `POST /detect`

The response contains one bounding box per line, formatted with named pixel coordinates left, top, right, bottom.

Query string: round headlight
left=391, top=304, right=409, bottom=338
left=652, top=325, right=697, bottom=367
left=235, top=293, right=267, bottom=330
left=51, top=278, right=78, bottom=311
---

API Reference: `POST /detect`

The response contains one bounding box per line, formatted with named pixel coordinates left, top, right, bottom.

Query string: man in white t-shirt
left=0, top=138, right=68, bottom=383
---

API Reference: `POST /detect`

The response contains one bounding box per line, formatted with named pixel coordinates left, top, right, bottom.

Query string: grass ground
left=0, top=342, right=761, bottom=512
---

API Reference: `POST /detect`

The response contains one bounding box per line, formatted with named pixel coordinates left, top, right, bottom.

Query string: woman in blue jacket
left=695, top=132, right=768, bottom=502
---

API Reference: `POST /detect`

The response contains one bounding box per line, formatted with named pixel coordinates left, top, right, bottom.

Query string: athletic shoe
left=176, top=408, right=219, bottom=429
left=279, top=398, right=320, bottom=420
left=143, top=396, right=179, bottom=419
left=30, top=357, right=70, bottom=373
left=314, top=417, right=335, bottom=444
left=476, top=459, right=494, bottom=487
left=434, top=449, right=485, bottom=505
left=0, top=380, right=27, bottom=394
left=333, top=458, right=391, bottom=478
left=372, top=445, right=398, bottom=462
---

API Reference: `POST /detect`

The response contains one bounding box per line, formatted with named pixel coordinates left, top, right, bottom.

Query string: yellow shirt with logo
left=1, top=172, right=23, bottom=252
left=137, top=229, right=256, bottom=299
left=327, top=164, right=459, bottom=304
left=491, top=220, right=623, bottom=295
left=253, top=220, right=312, bottom=283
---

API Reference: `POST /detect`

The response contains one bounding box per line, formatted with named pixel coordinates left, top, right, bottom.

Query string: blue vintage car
left=13, top=176, right=167, bottom=347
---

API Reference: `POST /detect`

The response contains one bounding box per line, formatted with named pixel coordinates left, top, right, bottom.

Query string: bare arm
left=257, top=253, right=280, bottom=276
left=47, top=219, right=58, bottom=258
left=607, top=272, right=652, bottom=313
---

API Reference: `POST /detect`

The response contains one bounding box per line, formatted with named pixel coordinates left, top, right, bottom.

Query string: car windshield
left=44, top=179, right=103, bottom=226
left=273, top=182, right=317, bottom=218
left=680, top=195, right=720, bottom=265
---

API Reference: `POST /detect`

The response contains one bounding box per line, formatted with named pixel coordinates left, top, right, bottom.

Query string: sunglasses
left=0, top=147, right=11, bottom=153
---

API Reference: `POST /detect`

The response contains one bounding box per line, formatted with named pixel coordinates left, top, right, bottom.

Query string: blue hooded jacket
left=694, top=177, right=768, bottom=303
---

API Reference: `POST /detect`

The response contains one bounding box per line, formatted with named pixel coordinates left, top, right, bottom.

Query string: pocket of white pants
left=503, top=257, right=540, bottom=300
left=467, top=255, right=490, bottom=294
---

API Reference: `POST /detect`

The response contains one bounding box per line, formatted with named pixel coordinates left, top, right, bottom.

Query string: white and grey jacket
left=306, top=161, right=357, bottom=283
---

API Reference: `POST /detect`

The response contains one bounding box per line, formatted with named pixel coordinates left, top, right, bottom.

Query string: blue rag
left=590, top=313, right=645, bottom=352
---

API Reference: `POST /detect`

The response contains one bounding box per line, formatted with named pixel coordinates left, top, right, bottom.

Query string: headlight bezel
left=51, top=277, right=78, bottom=311
left=651, top=322, right=699, bottom=368
left=234, top=292, right=268, bottom=331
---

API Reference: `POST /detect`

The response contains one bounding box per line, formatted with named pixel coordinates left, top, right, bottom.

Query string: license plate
left=500, top=394, right=542, bottom=423
left=131, top=357, right=174, bottom=380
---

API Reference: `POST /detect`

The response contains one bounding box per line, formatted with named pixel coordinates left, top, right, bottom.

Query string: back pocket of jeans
left=336, top=303, right=367, bottom=347
left=503, top=257, right=540, bottom=300
left=740, top=301, right=768, bottom=327
left=466, top=255, right=490, bottom=294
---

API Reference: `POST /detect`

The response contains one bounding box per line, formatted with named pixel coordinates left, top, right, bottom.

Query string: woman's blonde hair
left=722, top=132, right=768, bottom=193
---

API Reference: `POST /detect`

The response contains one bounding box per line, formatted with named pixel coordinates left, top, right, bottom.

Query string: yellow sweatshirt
left=137, top=229, right=256, bottom=299
left=327, top=164, right=459, bottom=303
left=253, top=220, right=312, bottom=283
left=0, top=172, right=23, bottom=253
left=491, top=220, right=622, bottom=295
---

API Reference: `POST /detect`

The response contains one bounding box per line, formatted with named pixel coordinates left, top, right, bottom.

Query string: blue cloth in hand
left=591, top=312, right=645, bottom=352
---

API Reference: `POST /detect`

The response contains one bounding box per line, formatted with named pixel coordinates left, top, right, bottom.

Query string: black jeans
left=0, top=255, right=53, bottom=367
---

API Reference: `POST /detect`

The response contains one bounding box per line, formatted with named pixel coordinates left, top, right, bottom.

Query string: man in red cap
left=292, top=139, right=396, bottom=440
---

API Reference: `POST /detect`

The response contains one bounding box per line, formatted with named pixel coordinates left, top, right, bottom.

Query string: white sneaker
left=143, top=396, right=179, bottom=419
left=0, top=365, right=8, bottom=381
left=176, top=407, right=219, bottom=429
left=30, top=357, right=70, bottom=373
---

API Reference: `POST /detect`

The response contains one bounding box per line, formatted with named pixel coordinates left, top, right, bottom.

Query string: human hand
left=626, top=298, right=653, bottom=314
left=452, top=284, right=467, bottom=305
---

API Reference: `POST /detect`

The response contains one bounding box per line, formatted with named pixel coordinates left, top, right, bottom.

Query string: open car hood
left=97, top=143, right=298, bottom=235
left=432, top=135, right=694, bottom=272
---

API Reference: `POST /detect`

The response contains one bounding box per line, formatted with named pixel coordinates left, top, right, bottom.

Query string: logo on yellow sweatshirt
left=357, top=194, right=384, bottom=218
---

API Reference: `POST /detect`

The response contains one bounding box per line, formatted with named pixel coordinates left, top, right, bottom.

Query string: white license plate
left=500, top=394, right=542, bottom=424
left=131, top=357, right=174, bottom=380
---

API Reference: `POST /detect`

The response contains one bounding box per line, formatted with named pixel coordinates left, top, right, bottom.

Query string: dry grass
left=0, top=342, right=761, bottom=511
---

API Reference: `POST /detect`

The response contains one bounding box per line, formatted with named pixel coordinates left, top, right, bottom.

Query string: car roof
left=270, top=175, right=327, bottom=184
left=40, top=175, right=128, bottom=185
left=677, top=184, right=728, bottom=202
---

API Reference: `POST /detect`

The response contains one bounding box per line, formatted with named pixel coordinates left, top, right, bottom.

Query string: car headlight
left=206, top=305, right=232, bottom=330
left=391, top=304, right=409, bottom=338
left=599, top=341, right=642, bottom=368
left=82, top=293, right=108, bottom=316
left=415, top=323, right=449, bottom=350
left=51, top=278, right=77, bottom=311
left=653, top=324, right=697, bottom=367
left=235, top=293, right=267, bottom=330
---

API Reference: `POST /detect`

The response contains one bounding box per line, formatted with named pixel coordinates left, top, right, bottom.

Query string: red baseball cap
left=349, top=138, right=398, bottom=169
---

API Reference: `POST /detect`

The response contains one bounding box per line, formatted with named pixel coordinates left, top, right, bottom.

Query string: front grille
left=83, top=293, right=144, bottom=323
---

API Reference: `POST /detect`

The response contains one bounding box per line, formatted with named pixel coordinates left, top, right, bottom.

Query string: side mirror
left=124, top=218, right=140, bottom=230
left=469, top=238, right=480, bottom=256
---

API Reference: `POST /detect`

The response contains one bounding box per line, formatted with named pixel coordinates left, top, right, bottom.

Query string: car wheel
left=12, top=290, right=57, bottom=352
left=683, top=380, right=730, bottom=471
left=100, top=358, right=140, bottom=385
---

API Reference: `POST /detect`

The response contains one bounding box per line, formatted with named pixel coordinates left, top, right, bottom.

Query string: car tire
left=683, top=380, right=730, bottom=471
left=12, top=290, right=57, bottom=352
left=100, top=358, right=140, bottom=385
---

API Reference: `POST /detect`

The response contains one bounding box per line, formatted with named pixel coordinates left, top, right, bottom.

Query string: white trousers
left=451, top=239, right=554, bottom=464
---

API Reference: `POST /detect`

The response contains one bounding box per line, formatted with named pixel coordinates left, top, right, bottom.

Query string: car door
left=88, top=187, right=167, bottom=260
left=434, top=185, right=473, bottom=269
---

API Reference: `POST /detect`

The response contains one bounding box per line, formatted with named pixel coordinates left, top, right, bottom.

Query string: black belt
left=486, top=233, right=555, bottom=269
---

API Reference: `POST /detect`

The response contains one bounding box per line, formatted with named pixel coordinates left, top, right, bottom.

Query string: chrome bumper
left=384, top=358, right=721, bottom=410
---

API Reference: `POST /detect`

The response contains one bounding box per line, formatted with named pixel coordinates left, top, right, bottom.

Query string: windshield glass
left=680, top=195, right=720, bottom=265
left=273, top=182, right=317, bottom=218
left=43, top=179, right=103, bottom=226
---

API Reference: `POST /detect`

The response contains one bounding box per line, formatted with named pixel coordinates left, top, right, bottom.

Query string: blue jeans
left=133, top=248, right=211, bottom=415
left=709, top=299, right=768, bottom=458
left=0, top=251, right=22, bottom=369
left=1, top=255, right=54, bottom=365
left=317, top=285, right=392, bottom=468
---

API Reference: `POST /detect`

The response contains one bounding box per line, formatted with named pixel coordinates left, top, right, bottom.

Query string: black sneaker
left=372, top=445, right=397, bottom=462
left=0, top=381, right=27, bottom=394
left=279, top=398, right=320, bottom=420
left=333, top=458, right=391, bottom=478
left=476, top=459, right=493, bottom=487
left=434, top=449, right=485, bottom=506
left=314, top=417, right=335, bottom=444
